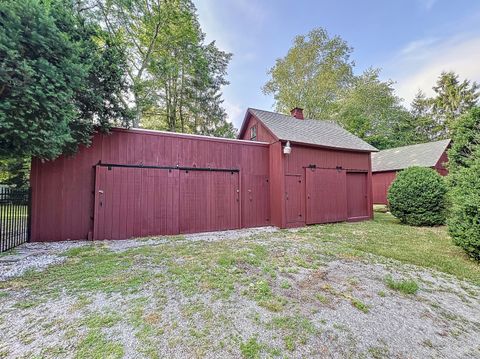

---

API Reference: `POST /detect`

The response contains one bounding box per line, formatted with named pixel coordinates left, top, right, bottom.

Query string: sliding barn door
left=346, top=172, right=369, bottom=219
left=305, top=168, right=347, bottom=224
left=94, top=166, right=241, bottom=239
left=179, top=170, right=240, bottom=233
left=93, top=166, right=179, bottom=240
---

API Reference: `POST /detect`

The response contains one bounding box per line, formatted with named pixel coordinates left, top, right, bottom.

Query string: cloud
left=384, top=33, right=480, bottom=105
left=195, top=0, right=267, bottom=52
left=223, top=100, right=244, bottom=127
left=194, top=1, right=233, bottom=52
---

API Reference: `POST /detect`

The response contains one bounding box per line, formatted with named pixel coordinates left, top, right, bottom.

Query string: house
left=371, top=139, right=451, bottom=204
left=30, top=107, right=377, bottom=242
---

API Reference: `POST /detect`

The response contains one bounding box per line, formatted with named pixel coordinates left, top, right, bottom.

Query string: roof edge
left=283, top=140, right=378, bottom=153
left=238, top=108, right=280, bottom=142
left=109, top=127, right=270, bottom=146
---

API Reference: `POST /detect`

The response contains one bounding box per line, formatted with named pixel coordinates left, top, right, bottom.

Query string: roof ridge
left=375, top=139, right=451, bottom=153
left=249, top=107, right=337, bottom=124
left=248, top=108, right=378, bottom=152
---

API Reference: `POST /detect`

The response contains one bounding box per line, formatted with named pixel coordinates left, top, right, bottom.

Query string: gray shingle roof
left=248, top=108, right=378, bottom=152
left=372, top=139, right=451, bottom=172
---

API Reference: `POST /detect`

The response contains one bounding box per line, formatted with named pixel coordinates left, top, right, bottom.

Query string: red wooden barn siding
left=239, top=113, right=374, bottom=228
left=241, top=116, right=277, bottom=143
left=30, top=129, right=270, bottom=242
left=372, top=171, right=398, bottom=205
left=372, top=150, right=449, bottom=204
left=435, top=151, right=449, bottom=176
left=281, top=144, right=373, bottom=227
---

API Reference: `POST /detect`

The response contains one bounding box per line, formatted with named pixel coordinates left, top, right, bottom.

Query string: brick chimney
left=290, top=107, right=304, bottom=120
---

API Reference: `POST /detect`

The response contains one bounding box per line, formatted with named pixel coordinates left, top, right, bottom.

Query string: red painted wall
left=372, top=150, right=449, bottom=204
left=31, top=116, right=376, bottom=241
left=282, top=144, right=373, bottom=226
left=434, top=151, right=449, bottom=176
left=240, top=115, right=277, bottom=143
left=268, top=142, right=285, bottom=228
left=372, top=171, right=397, bottom=205
left=31, top=129, right=270, bottom=241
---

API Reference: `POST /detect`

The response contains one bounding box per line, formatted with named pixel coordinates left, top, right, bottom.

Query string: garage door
left=93, top=165, right=239, bottom=240
left=305, top=168, right=347, bottom=224
left=346, top=172, right=369, bottom=219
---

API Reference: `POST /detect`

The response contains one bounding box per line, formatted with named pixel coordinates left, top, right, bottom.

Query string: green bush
left=387, top=167, right=447, bottom=226
left=447, top=153, right=480, bottom=260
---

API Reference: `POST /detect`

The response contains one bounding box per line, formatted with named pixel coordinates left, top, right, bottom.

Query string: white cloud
left=384, top=33, right=480, bottom=105
left=195, top=1, right=233, bottom=52
left=195, top=0, right=267, bottom=52
left=223, top=100, right=244, bottom=127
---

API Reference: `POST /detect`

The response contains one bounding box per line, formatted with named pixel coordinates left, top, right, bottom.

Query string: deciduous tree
left=263, top=27, right=354, bottom=120
left=335, top=68, right=417, bottom=149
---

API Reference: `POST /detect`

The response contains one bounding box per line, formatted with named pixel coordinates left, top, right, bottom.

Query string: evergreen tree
left=0, top=0, right=132, bottom=160
left=432, top=72, right=479, bottom=136
left=410, top=90, right=438, bottom=141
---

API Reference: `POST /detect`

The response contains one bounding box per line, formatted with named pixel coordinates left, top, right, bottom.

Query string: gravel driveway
left=0, top=226, right=479, bottom=358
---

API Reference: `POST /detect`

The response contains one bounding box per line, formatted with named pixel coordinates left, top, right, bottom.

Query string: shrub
left=387, top=167, right=447, bottom=226
left=447, top=153, right=480, bottom=260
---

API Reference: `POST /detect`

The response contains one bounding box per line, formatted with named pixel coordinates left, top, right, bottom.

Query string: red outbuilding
left=30, top=107, right=377, bottom=242
left=371, top=139, right=451, bottom=204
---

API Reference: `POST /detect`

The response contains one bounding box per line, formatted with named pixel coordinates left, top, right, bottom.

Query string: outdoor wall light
left=283, top=141, right=292, bottom=155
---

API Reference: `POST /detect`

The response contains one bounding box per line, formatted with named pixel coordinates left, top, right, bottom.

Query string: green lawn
left=0, top=212, right=479, bottom=358
left=297, top=212, right=480, bottom=285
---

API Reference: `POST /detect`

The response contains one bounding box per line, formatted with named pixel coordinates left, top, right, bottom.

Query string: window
left=250, top=125, right=257, bottom=140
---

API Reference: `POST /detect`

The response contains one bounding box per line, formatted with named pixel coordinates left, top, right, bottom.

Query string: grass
left=240, top=337, right=262, bottom=359
left=1, top=211, right=479, bottom=357
left=350, top=298, right=370, bottom=313
left=267, top=315, right=316, bottom=351
left=384, top=275, right=419, bottom=295
left=75, top=313, right=124, bottom=359
left=299, top=212, right=480, bottom=285
left=4, top=245, right=157, bottom=296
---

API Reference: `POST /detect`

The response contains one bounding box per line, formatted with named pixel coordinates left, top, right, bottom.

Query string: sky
left=194, top=0, right=480, bottom=129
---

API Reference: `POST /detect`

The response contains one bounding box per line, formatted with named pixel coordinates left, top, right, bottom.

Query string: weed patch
left=240, top=337, right=262, bottom=359
left=385, top=276, right=419, bottom=295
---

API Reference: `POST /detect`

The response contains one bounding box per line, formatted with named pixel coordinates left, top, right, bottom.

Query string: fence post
left=27, top=187, right=32, bottom=242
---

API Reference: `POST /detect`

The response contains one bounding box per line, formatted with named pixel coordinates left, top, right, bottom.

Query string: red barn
left=371, top=139, right=451, bottom=204
left=30, top=107, right=377, bottom=242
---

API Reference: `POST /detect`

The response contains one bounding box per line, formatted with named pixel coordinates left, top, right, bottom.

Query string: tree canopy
left=0, top=0, right=132, bottom=160
left=263, top=27, right=479, bottom=150
left=411, top=71, right=479, bottom=140
left=335, top=68, right=420, bottom=149
left=447, top=107, right=480, bottom=259
left=263, top=27, right=354, bottom=120
left=93, top=0, right=235, bottom=137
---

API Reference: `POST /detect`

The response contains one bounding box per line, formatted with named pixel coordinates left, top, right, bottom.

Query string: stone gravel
left=0, top=228, right=479, bottom=358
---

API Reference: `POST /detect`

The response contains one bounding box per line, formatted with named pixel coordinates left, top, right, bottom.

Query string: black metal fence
left=0, top=187, right=30, bottom=252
